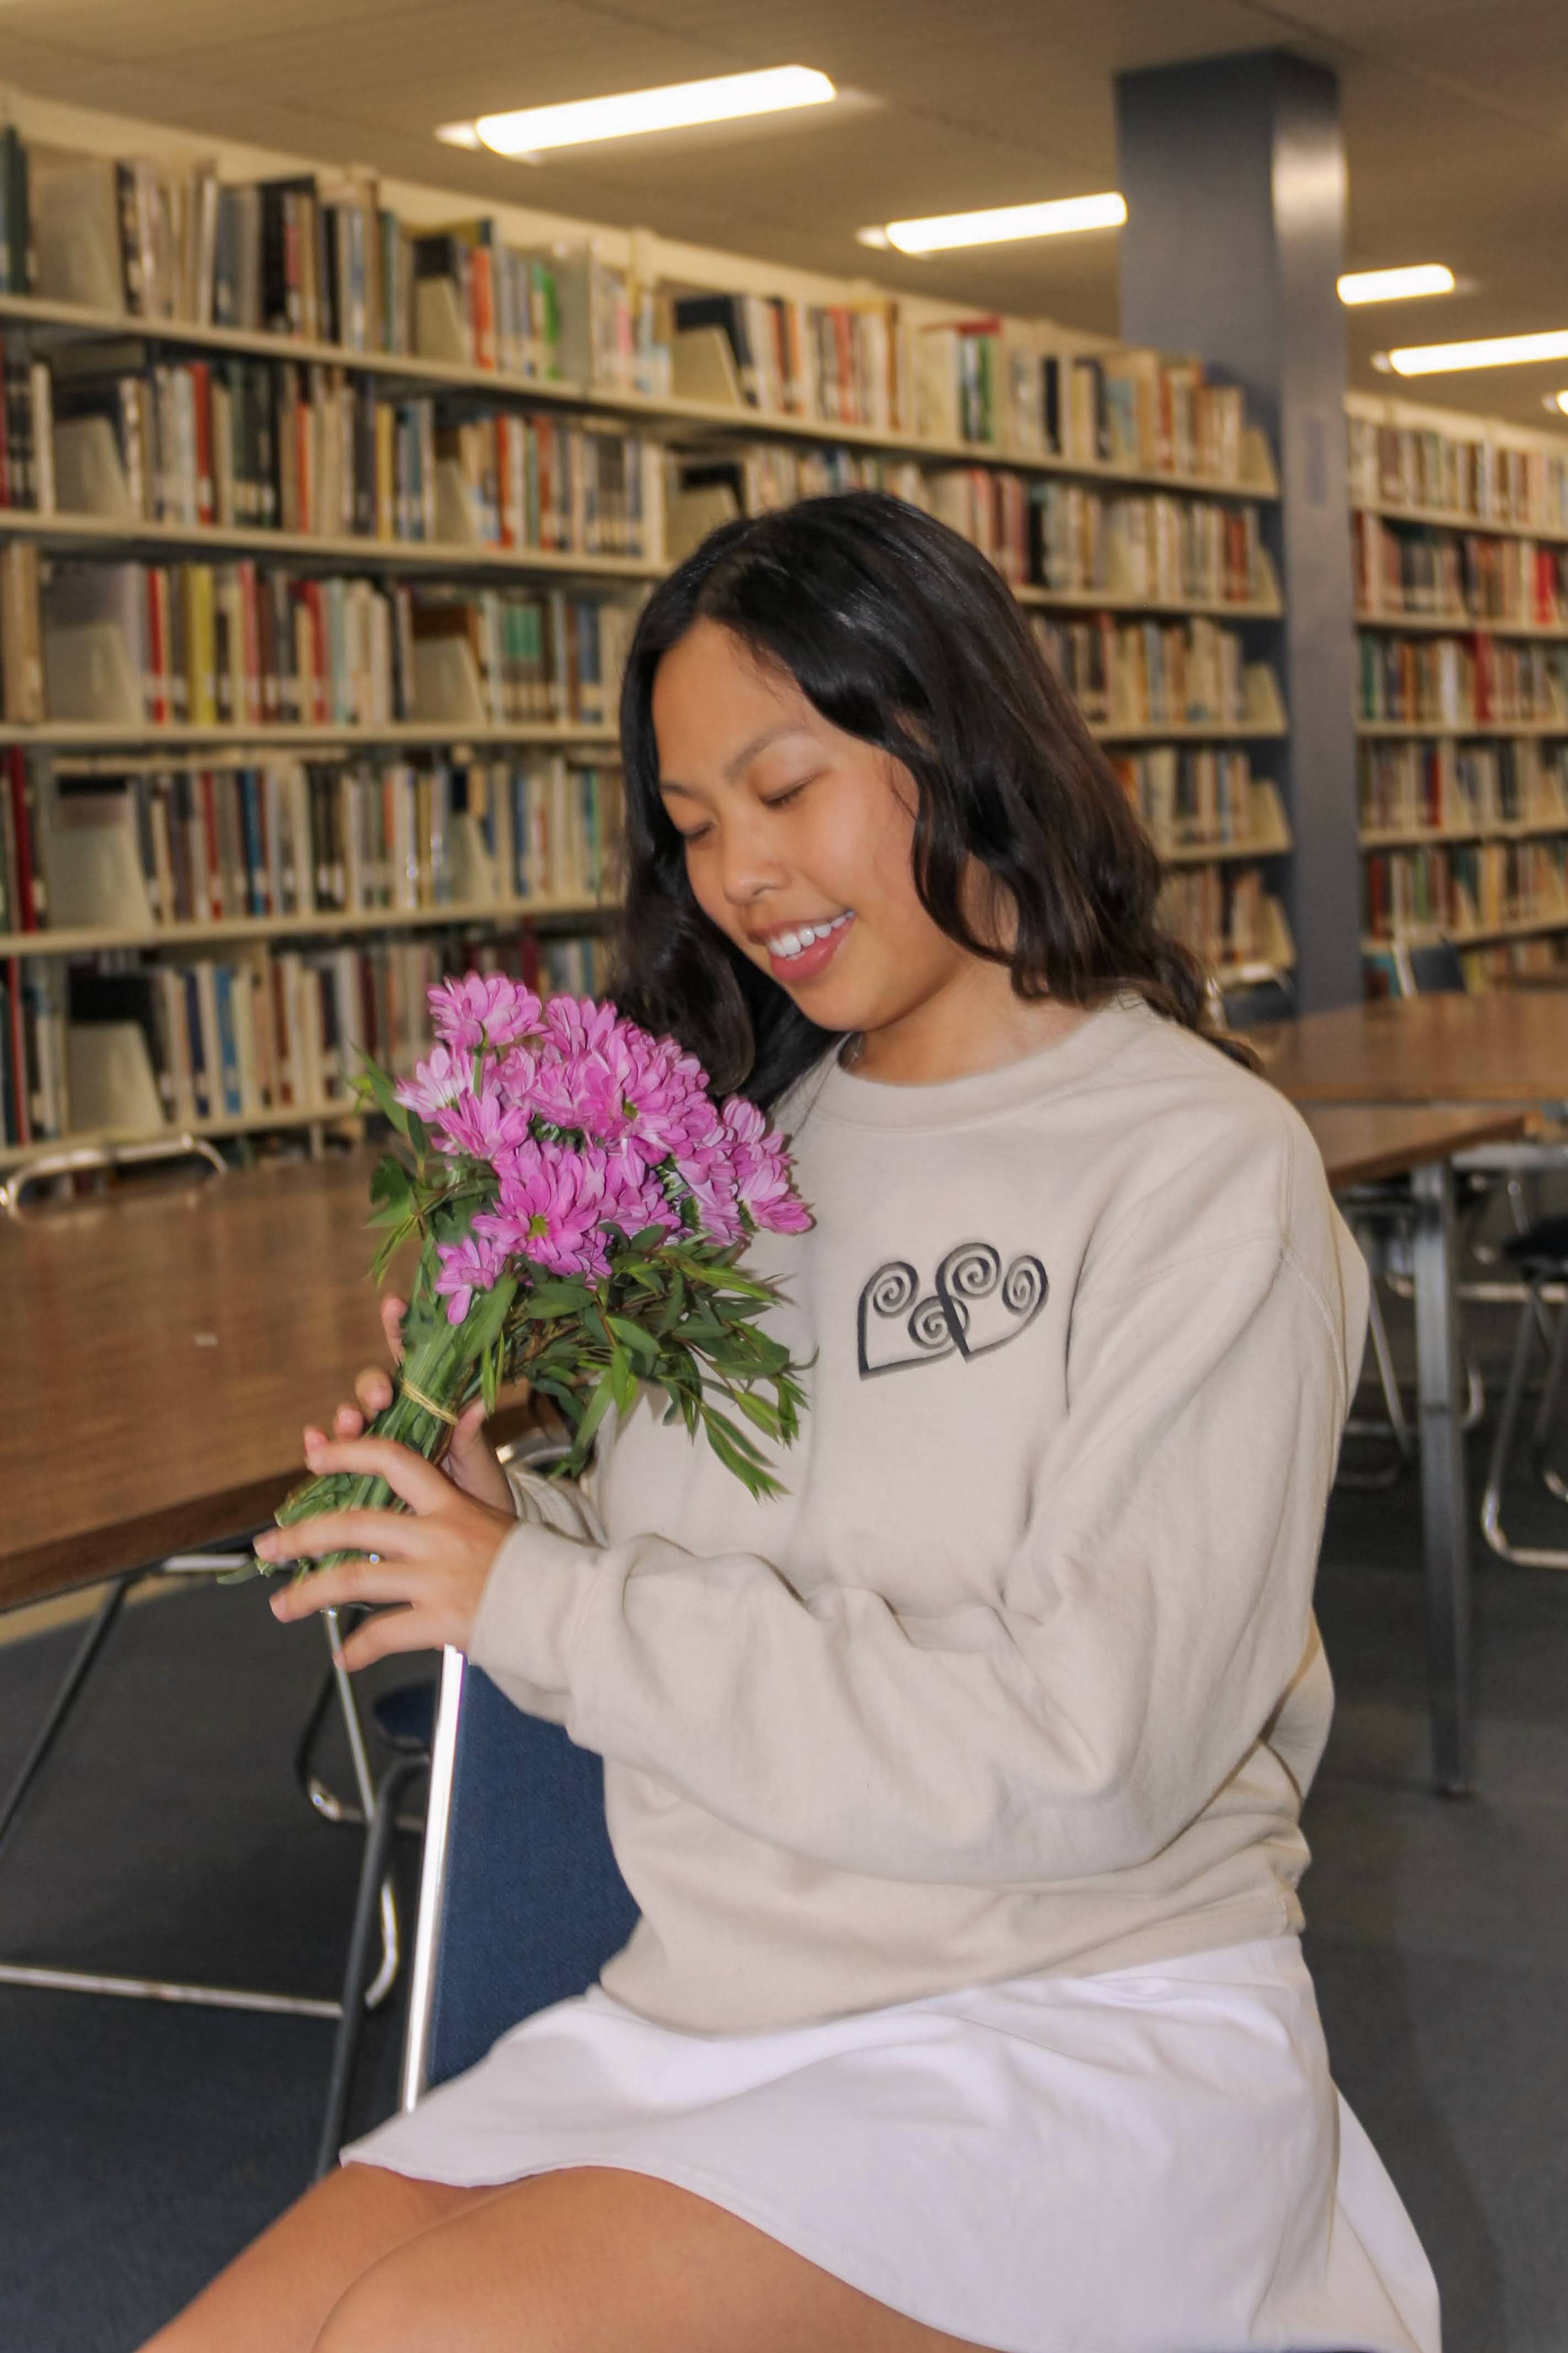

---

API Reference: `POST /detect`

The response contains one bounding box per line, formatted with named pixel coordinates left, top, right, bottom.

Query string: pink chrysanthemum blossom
left=542, top=994, right=625, bottom=1061
left=720, top=1098, right=814, bottom=1233
left=429, top=972, right=542, bottom=1052
left=431, top=1079, right=533, bottom=1162
left=433, top=1228, right=510, bottom=1324
left=531, top=1026, right=707, bottom=1164
left=395, top=1042, right=473, bottom=1121
left=475, top=1140, right=612, bottom=1279
left=493, top=1043, right=542, bottom=1114
left=677, top=1147, right=744, bottom=1246
left=600, top=1152, right=682, bottom=1239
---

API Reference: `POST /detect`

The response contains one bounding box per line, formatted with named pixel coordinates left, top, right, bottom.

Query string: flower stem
left=262, top=1274, right=483, bottom=1574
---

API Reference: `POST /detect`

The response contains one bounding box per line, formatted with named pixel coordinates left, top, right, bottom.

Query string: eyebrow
left=659, top=722, right=815, bottom=801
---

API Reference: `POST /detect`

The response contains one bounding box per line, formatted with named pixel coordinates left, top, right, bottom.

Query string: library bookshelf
left=1348, top=388, right=1568, bottom=989
left=0, top=87, right=1293, bottom=1163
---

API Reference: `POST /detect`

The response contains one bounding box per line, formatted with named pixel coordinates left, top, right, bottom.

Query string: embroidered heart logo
left=857, top=1243, right=1048, bottom=1378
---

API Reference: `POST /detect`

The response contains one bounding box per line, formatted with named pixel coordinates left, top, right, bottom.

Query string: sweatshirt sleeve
left=469, top=1224, right=1361, bottom=1886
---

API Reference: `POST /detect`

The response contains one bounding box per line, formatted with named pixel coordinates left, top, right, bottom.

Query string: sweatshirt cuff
left=468, top=1518, right=600, bottom=1724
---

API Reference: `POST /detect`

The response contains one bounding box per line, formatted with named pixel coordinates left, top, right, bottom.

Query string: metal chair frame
left=0, top=1136, right=404, bottom=2063
left=0, top=1133, right=228, bottom=1215
left=0, top=1582, right=403, bottom=2024
left=1481, top=1261, right=1568, bottom=1574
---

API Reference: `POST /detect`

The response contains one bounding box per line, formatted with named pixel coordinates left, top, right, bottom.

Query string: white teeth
left=769, top=913, right=849, bottom=960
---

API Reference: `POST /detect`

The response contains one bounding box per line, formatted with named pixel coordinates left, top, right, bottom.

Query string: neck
left=847, top=960, right=1092, bottom=1086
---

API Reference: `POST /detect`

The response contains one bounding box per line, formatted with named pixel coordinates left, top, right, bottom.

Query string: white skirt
left=347, top=1935, right=1438, bottom=2353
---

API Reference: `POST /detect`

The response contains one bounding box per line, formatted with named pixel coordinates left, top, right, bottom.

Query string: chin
left=784, top=979, right=896, bottom=1035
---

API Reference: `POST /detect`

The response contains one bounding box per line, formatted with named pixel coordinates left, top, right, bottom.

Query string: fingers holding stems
left=260, top=1432, right=514, bottom=1668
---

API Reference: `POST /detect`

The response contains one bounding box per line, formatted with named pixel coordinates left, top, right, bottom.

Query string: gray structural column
left=1115, top=50, right=1360, bottom=1012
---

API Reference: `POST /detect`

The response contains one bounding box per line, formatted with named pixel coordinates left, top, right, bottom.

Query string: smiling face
left=651, top=618, right=992, bottom=1063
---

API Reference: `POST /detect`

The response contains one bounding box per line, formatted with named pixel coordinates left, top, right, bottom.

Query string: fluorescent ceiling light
left=452, top=66, right=834, bottom=158
left=1378, top=328, right=1568, bottom=376
left=860, top=191, right=1126, bottom=256
left=1337, top=264, right=1455, bottom=306
left=1549, top=392, right=1568, bottom=418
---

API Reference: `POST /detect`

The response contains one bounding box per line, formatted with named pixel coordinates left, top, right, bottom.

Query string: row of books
left=0, top=332, right=54, bottom=510
left=1461, top=937, right=1568, bottom=989
left=1348, top=411, right=1568, bottom=534
left=18, top=753, right=620, bottom=935
left=666, top=447, right=1267, bottom=612
left=0, top=129, right=31, bottom=299
left=1157, top=866, right=1292, bottom=974
left=1002, top=343, right=1246, bottom=482
left=4, top=557, right=637, bottom=730
left=1032, top=616, right=1248, bottom=729
left=667, top=447, right=924, bottom=558
left=1356, top=633, right=1568, bottom=728
left=681, top=291, right=1249, bottom=478
left=44, top=356, right=667, bottom=557
left=1030, top=483, right=1265, bottom=606
left=921, top=468, right=1034, bottom=585
left=1105, top=748, right=1277, bottom=854
left=1358, top=740, right=1568, bottom=838
left=675, top=291, right=908, bottom=436
left=0, top=925, right=611, bottom=1149
left=1352, top=514, right=1568, bottom=626
left=9, top=128, right=1270, bottom=477
left=25, top=141, right=665, bottom=394
left=1363, top=839, right=1568, bottom=942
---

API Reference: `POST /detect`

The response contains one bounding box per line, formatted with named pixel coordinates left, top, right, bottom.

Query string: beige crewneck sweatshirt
left=470, top=997, right=1368, bottom=2035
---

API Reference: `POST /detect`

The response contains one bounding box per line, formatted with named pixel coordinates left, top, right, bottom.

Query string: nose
left=715, top=807, right=789, bottom=908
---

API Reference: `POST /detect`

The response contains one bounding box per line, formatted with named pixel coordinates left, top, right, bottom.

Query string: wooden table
left=0, top=1151, right=536, bottom=1614
left=1255, top=991, right=1568, bottom=1106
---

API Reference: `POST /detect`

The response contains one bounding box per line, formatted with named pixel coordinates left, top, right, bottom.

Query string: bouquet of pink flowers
left=265, top=974, right=811, bottom=1569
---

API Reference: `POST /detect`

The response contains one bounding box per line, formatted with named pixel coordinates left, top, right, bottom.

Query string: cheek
left=683, top=845, right=740, bottom=943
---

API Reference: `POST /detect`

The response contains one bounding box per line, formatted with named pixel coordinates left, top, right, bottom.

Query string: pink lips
left=765, top=917, right=852, bottom=985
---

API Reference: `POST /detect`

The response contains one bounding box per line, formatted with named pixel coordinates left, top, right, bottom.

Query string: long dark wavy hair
left=612, top=490, right=1214, bottom=1109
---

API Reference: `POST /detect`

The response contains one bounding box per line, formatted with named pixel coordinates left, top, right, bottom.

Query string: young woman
left=146, top=493, right=1439, bottom=2353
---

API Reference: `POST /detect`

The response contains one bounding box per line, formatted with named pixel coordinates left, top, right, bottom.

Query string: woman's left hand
left=258, top=1434, right=516, bottom=1669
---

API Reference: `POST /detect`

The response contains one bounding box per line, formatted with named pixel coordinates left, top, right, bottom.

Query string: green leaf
left=569, top=1370, right=618, bottom=1468
left=655, top=1273, right=686, bottom=1336
left=368, top=1154, right=413, bottom=1215
left=730, top=1388, right=786, bottom=1437
left=606, top=1315, right=658, bottom=1365
left=479, top=1329, right=502, bottom=1416
left=698, top=1406, right=770, bottom=1466
left=356, top=1052, right=410, bottom=1137
left=608, top=1346, right=638, bottom=1416
left=517, top=1279, right=595, bottom=1321
left=464, top=1272, right=518, bottom=1361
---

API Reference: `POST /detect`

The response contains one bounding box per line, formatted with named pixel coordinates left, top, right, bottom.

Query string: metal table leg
left=1411, top=1158, right=1474, bottom=1796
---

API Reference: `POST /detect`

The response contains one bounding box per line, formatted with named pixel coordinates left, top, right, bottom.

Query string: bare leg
left=313, top=2165, right=996, bottom=2353
left=137, top=2164, right=500, bottom=2353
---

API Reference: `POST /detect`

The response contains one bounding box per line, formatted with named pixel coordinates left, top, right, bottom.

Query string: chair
left=0, top=1135, right=411, bottom=2146
left=1401, top=936, right=1467, bottom=996
left=315, top=1429, right=637, bottom=2171
left=1480, top=1215, right=1568, bottom=1573
left=1216, top=969, right=1294, bottom=1031
left=1340, top=934, right=1487, bottom=1475
left=312, top=1645, right=638, bottom=2175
